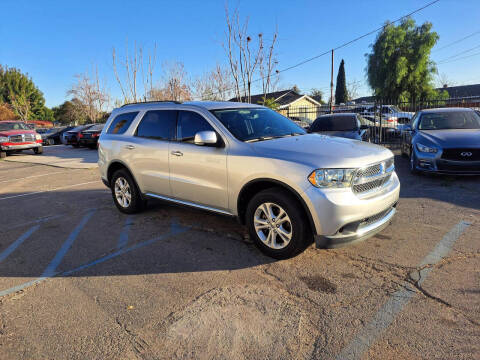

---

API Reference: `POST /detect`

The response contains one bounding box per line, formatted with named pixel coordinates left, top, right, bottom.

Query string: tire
left=72, top=144, right=80, bottom=148
left=48, top=138, right=54, bottom=145
left=410, top=148, right=419, bottom=174
left=246, top=187, right=310, bottom=259
left=110, top=169, right=145, bottom=214
left=0, top=151, right=6, bottom=159
left=34, top=147, right=43, bottom=155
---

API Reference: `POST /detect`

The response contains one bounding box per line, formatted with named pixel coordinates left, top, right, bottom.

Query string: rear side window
left=177, top=111, right=215, bottom=143
left=136, top=110, right=177, bottom=140
left=107, top=112, right=138, bottom=134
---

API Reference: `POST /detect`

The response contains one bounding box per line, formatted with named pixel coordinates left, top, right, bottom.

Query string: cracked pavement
left=0, top=150, right=479, bottom=359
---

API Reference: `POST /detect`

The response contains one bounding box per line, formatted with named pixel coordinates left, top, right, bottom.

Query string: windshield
left=419, top=111, right=480, bottom=130
left=87, top=124, right=105, bottom=131
left=313, top=115, right=357, bottom=131
left=389, top=105, right=401, bottom=113
left=210, top=108, right=305, bottom=142
left=0, top=122, right=29, bottom=131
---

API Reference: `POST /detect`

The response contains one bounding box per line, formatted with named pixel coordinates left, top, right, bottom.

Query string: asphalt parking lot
left=0, top=146, right=479, bottom=360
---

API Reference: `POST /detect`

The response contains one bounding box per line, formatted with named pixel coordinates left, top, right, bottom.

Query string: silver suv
left=98, top=101, right=400, bottom=259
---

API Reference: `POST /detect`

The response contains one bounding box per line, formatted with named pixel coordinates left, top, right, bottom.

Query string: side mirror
left=194, top=130, right=218, bottom=146
left=360, top=124, right=369, bottom=130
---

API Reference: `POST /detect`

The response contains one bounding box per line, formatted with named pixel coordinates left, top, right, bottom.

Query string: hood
left=250, top=134, right=392, bottom=168
left=419, top=129, right=480, bottom=148
left=0, top=130, right=36, bottom=137
left=314, top=130, right=361, bottom=140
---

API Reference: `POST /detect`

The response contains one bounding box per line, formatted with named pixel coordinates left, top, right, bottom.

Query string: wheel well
left=237, top=179, right=315, bottom=233
left=107, top=162, right=131, bottom=186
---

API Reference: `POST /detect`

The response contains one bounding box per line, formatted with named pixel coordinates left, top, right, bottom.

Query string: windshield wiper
left=245, top=133, right=305, bottom=143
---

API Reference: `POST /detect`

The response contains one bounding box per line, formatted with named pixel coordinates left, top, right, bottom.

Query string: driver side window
left=411, top=112, right=420, bottom=129
left=177, top=111, right=215, bottom=143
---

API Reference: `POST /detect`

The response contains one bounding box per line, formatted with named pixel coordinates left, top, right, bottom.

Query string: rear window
left=135, top=110, right=176, bottom=141
left=311, top=115, right=357, bottom=131
left=88, top=124, right=105, bottom=131
left=107, top=112, right=138, bottom=134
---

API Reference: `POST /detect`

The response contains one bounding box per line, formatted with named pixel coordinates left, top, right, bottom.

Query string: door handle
left=171, top=150, right=183, bottom=157
left=124, top=145, right=135, bottom=150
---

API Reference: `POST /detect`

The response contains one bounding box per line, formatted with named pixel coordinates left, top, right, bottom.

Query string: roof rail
left=121, top=100, right=183, bottom=107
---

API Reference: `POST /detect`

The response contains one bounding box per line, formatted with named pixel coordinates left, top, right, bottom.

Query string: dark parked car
left=64, top=124, right=94, bottom=147
left=42, top=126, right=75, bottom=145
left=79, top=124, right=104, bottom=149
left=308, top=113, right=369, bottom=141
left=401, top=108, right=480, bottom=175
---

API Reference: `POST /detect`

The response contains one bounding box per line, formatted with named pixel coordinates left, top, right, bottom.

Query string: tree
left=309, top=88, right=324, bottom=104
left=193, top=64, right=233, bottom=101
left=0, top=65, right=52, bottom=121
left=148, top=61, right=192, bottom=102
left=112, top=40, right=157, bottom=104
left=347, top=80, right=361, bottom=102
left=366, top=18, right=442, bottom=102
left=335, top=59, right=347, bottom=104
left=224, top=6, right=279, bottom=103
left=68, top=68, right=110, bottom=123
left=52, top=98, right=87, bottom=125
left=0, top=102, right=17, bottom=121
left=259, top=97, right=279, bottom=110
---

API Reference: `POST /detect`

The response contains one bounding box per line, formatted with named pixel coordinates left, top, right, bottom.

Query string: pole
left=330, top=49, right=334, bottom=114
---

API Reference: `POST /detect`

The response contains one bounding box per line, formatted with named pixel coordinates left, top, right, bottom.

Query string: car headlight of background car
left=308, top=168, right=356, bottom=188
left=416, top=143, right=438, bottom=153
left=35, top=133, right=42, bottom=141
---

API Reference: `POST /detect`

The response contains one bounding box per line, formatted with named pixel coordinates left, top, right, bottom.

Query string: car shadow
left=0, top=189, right=274, bottom=281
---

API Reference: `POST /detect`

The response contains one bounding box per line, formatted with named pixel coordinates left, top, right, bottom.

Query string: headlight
left=0, top=136, right=8, bottom=143
left=308, top=168, right=356, bottom=188
left=416, top=143, right=438, bottom=153
left=35, top=133, right=42, bottom=140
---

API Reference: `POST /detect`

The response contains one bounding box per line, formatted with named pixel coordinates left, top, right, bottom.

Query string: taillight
left=78, top=132, right=83, bottom=138
left=93, top=133, right=99, bottom=137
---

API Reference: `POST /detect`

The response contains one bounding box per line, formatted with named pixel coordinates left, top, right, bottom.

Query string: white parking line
left=0, top=225, right=40, bottom=264
left=335, top=220, right=471, bottom=360
left=0, top=181, right=101, bottom=201
left=0, top=210, right=95, bottom=297
left=0, top=170, right=80, bottom=184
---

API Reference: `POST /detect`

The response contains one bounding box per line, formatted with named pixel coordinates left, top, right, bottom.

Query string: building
left=230, top=89, right=325, bottom=122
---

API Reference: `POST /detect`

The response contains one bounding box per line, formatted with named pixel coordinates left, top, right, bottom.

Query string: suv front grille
left=8, top=134, right=35, bottom=143
left=441, top=148, right=480, bottom=161
left=353, top=158, right=394, bottom=195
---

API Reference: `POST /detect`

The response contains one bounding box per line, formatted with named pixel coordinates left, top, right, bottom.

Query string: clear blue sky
left=2, top=0, right=479, bottom=107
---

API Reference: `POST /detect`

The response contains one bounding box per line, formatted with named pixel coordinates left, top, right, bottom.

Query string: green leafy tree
left=259, top=97, right=279, bottom=110
left=309, top=88, right=324, bottom=104
left=0, top=65, right=53, bottom=121
left=52, top=98, right=87, bottom=125
left=366, top=18, right=445, bottom=102
left=335, top=59, right=347, bottom=104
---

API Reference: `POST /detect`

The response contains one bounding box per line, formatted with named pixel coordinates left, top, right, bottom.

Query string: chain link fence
left=280, top=97, right=480, bottom=149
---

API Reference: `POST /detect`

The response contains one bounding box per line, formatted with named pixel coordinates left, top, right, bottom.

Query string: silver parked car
left=98, top=101, right=400, bottom=259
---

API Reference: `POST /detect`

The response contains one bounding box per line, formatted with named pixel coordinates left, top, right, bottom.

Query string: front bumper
left=414, top=149, right=480, bottom=175
left=1, top=142, right=42, bottom=151
left=304, top=171, right=400, bottom=247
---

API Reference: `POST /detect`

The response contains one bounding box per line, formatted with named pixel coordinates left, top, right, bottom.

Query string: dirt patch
left=300, top=275, right=337, bottom=294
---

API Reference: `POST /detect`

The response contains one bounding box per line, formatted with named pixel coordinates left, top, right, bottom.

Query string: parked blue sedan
left=401, top=108, right=480, bottom=175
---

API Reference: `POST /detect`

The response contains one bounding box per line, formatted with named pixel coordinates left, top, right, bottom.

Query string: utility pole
left=330, top=49, right=334, bottom=114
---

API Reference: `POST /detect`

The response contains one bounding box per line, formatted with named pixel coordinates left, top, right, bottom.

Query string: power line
left=212, top=0, right=442, bottom=98
left=432, top=30, right=480, bottom=52
left=436, top=44, right=480, bottom=63
left=437, top=50, right=480, bottom=65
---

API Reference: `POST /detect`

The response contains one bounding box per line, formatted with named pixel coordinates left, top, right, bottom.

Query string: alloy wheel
left=253, top=202, right=292, bottom=249
left=114, top=177, right=132, bottom=208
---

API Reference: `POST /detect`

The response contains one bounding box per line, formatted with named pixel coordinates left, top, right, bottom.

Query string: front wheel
left=34, top=147, right=43, bottom=155
left=246, top=188, right=310, bottom=259
left=0, top=151, right=6, bottom=159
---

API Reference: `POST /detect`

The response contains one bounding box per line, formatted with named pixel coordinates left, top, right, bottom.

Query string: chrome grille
left=9, top=135, right=23, bottom=143
left=8, top=134, right=35, bottom=143
left=353, top=158, right=394, bottom=195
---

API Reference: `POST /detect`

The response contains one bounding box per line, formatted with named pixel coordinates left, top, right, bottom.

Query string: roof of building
left=437, top=84, right=480, bottom=99
left=229, top=89, right=321, bottom=107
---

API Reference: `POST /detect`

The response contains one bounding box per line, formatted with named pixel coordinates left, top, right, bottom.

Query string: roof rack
left=121, top=100, right=183, bottom=107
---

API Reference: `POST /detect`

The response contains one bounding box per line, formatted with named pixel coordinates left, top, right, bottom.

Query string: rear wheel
left=246, top=188, right=310, bottom=259
left=111, top=169, right=145, bottom=214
